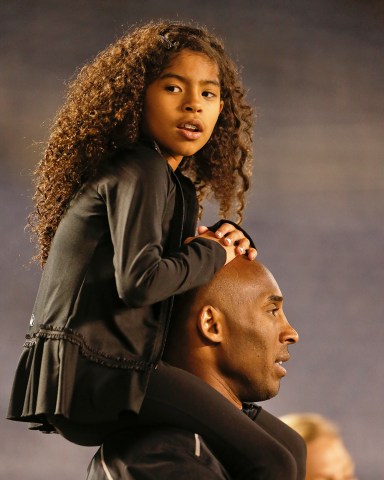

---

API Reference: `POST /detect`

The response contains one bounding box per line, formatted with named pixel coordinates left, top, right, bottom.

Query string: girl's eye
left=202, top=91, right=217, bottom=98
left=165, top=85, right=181, bottom=93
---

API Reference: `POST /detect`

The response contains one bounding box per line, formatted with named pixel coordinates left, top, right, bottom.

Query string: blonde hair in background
left=280, top=413, right=340, bottom=443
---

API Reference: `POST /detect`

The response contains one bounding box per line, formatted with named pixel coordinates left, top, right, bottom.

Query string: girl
left=8, top=21, right=304, bottom=479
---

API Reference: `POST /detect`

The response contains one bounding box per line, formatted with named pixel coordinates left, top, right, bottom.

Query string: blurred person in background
left=280, top=413, right=357, bottom=480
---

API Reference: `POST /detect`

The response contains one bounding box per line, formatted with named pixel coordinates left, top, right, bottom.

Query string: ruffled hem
left=7, top=333, right=152, bottom=429
left=25, top=326, right=152, bottom=369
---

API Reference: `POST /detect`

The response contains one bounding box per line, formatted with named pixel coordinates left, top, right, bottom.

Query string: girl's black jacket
left=8, top=140, right=253, bottom=432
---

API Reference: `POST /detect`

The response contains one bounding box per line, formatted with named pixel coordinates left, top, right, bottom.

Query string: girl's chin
left=162, top=148, right=199, bottom=164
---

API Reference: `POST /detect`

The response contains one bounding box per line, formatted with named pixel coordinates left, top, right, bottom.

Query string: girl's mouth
left=183, top=123, right=200, bottom=132
left=177, top=122, right=203, bottom=140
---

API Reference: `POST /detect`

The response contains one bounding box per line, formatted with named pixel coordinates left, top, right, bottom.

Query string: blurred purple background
left=1, top=1, right=383, bottom=478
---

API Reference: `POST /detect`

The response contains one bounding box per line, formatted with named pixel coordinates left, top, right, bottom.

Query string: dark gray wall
left=1, top=1, right=383, bottom=478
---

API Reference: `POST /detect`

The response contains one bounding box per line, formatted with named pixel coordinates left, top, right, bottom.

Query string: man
left=87, top=257, right=306, bottom=479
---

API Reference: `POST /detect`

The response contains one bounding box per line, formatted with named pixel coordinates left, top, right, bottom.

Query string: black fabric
left=45, top=364, right=305, bottom=479
left=7, top=140, right=226, bottom=427
left=139, top=364, right=305, bottom=480
left=243, top=406, right=307, bottom=480
left=87, top=428, right=231, bottom=480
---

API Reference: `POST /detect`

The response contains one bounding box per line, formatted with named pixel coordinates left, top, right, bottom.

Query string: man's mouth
left=274, top=360, right=287, bottom=376
left=275, top=353, right=290, bottom=365
left=274, top=353, right=290, bottom=374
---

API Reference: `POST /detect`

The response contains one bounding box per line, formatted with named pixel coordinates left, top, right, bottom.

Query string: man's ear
left=197, top=305, right=224, bottom=344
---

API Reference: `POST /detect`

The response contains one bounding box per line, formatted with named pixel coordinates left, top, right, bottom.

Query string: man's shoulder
left=87, top=427, right=230, bottom=480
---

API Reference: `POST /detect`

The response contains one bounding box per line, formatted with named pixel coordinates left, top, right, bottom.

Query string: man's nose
left=286, top=326, right=299, bottom=344
left=281, top=316, right=299, bottom=345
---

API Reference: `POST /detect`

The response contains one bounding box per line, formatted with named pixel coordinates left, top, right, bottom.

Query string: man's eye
left=165, top=85, right=182, bottom=93
left=268, top=307, right=279, bottom=317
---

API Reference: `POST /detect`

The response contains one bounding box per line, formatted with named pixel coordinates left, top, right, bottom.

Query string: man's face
left=218, top=264, right=299, bottom=402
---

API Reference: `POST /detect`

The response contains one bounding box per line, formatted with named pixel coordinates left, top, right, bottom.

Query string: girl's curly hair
left=30, top=20, right=254, bottom=266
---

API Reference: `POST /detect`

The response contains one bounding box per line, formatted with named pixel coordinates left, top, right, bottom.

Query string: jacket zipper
left=154, top=169, right=185, bottom=368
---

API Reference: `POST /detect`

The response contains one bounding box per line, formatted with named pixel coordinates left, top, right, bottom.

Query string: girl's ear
left=197, top=305, right=224, bottom=344
left=219, top=100, right=224, bottom=113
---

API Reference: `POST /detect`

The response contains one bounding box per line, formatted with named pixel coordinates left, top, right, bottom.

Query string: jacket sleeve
left=98, top=153, right=226, bottom=308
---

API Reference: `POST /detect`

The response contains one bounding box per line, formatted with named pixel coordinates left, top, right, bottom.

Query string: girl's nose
left=184, top=104, right=202, bottom=112
left=182, top=93, right=202, bottom=113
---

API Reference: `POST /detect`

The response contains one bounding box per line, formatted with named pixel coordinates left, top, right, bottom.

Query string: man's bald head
left=164, top=257, right=299, bottom=407
left=193, top=257, right=276, bottom=315
left=168, top=257, right=274, bottom=335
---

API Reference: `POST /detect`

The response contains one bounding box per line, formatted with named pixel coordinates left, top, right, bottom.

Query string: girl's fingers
left=233, top=245, right=257, bottom=259
left=223, top=232, right=250, bottom=249
left=194, top=226, right=257, bottom=262
left=246, top=247, right=258, bottom=261
left=197, top=225, right=209, bottom=235
left=214, top=223, right=236, bottom=238
left=185, top=231, right=256, bottom=265
left=215, top=224, right=252, bottom=250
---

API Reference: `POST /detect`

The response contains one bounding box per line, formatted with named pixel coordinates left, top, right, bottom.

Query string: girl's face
left=142, top=49, right=224, bottom=170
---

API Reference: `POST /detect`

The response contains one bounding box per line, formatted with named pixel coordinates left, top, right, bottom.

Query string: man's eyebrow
left=159, top=72, right=220, bottom=87
left=267, top=295, right=283, bottom=303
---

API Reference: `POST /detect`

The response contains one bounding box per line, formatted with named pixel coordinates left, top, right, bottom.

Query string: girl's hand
left=184, top=231, right=237, bottom=265
left=197, top=224, right=257, bottom=261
